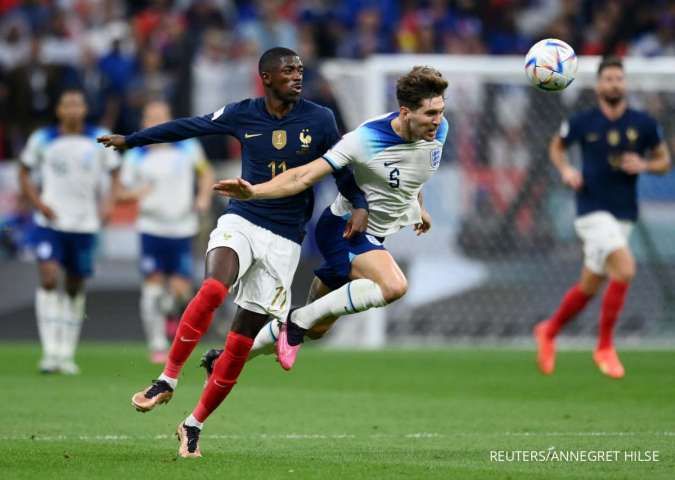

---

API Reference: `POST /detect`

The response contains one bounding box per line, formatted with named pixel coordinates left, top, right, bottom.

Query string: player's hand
left=620, top=153, right=648, bottom=175
left=414, top=209, right=432, bottom=236
left=97, top=134, right=127, bottom=152
left=343, top=208, right=368, bottom=239
left=37, top=202, right=56, bottom=221
left=560, top=165, right=583, bottom=190
left=213, top=177, right=255, bottom=200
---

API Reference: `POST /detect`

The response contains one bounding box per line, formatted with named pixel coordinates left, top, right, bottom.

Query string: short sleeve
left=642, top=114, right=664, bottom=150
left=322, top=129, right=365, bottom=171
left=186, top=139, right=210, bottom=173
left=559, top=113, right=582, bottom=147
left=20, top=129, right=46, bottom=168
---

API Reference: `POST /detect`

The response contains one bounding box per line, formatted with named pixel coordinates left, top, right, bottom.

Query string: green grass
left=1, top=343, right=673, bottom=479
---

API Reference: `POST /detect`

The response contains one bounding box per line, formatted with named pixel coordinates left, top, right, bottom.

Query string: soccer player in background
left=19, top=89, right=122, bottom=374
left=214, top=66, right=448, bottom=371
left=534, top=57, right=671, bottom=379
left=118, top=100, right=214, bottom=364
left=98, top=47, right=368, bottom=457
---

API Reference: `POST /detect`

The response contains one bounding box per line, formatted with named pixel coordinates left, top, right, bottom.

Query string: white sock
left=35, top=288, right=61, bottom=361
left=291, top=279, right=387, bottom=330
left=184, top=414, right=203, bottom=429
left=249, top=320, right=280, bottom=360
left=60, top=292, right=85, bottom=362
left=158, top=372, right=178, bottom=390
left=141, top=283, right=169, bottom=352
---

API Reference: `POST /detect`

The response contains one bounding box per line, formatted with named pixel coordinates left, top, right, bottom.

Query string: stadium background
left=1, top=0, right=675, bottom=347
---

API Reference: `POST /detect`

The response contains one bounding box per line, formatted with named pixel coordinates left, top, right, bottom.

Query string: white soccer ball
left=524, top=38, right=578, bottom=91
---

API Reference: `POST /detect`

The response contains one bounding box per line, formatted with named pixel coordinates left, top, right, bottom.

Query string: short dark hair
left=396, top=66, right=448, bottom=110
left=597, top=56, right=623, bottom=77
left=258, top=47, right=299, bottom=76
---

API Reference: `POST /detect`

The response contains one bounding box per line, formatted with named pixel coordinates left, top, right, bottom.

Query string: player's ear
left=260, top=71, right=271, bottom=86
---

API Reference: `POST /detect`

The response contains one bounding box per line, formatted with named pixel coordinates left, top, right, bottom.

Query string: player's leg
left=178, top=307, right=269, bottom=456
left=35, top=259, right=62, bottom=373
left=141, top=272, right=169, bottom=364
left=60, top=273, right=86, bottom=374
left=593, top=245, right=635, bottom=379
left=132, top=215, right=253, bottom=412
left=164, top=236, right=196, bottom=340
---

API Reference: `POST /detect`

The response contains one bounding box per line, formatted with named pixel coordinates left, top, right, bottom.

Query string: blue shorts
left=33, top=226, right=97, bottom=278
left=313, top=207, right=386, bottom=290
left=140, top=233, right=193, bottom=278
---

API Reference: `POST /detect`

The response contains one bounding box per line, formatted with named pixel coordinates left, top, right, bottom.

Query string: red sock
left=597, top=280, right=629, bottom=350
left=163, top=279, right=228, bottom=379
left=193, top=332, right=253, bottom=423
left=546, top=284, right=592, bottom=337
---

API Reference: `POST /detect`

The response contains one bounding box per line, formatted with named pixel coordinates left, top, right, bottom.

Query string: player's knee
left=380, top=278, right=408, bottom=303
left=612, top=264, right=636, bottom=284
left=199, top=278, right=228, bottom=309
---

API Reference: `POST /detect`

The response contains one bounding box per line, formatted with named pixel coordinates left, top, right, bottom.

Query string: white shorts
left=574, top=211, right=633, bottom=275
left=206, top=214, right=301, bottom=319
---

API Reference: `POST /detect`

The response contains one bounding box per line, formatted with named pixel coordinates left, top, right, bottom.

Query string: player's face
left=403, top=96, right=445, bottom=142
left=56, top=92, right=87, bottom=125
left=142, top=101, right=171, bottom=128
left=596, top=66, right=625, bottom=106
left=265, top=56, right=304, bottom=102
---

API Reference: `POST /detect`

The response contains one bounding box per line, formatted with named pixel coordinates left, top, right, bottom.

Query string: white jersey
left=21, top=126, right=121, bottom=233
left=322, top=112, right=448, bottom=237
left=121, top=139, right=208, bottom=238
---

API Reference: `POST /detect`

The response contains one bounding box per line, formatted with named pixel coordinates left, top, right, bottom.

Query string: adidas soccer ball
left=525, top=38, right=578, bottom=91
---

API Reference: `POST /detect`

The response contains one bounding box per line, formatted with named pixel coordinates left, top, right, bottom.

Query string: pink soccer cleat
left=275, top=322, right=302, bottom=371
left=534, top=320, right=556, bottom=375
left=593, top=347, right=625, bottom=379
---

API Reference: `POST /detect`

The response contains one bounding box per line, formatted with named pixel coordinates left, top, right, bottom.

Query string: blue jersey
left=561, top=107, right=663, bottom=221
left=125, top=98, right=367, bottom=243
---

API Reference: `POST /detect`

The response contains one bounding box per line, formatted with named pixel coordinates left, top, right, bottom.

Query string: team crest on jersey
left=298, top=129, right=312, bottom=153
left=607, top=129, right=620, bottom=146
left=626, top=127, right=639, bottom=144
left=272, top=130, right=287, bottom=150
left=430, top=148, right=441, bottom=168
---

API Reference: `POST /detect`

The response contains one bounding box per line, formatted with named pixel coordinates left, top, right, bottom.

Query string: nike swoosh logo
left=384, top=161, right=401, bottom=167
left=244, top=133, right=262, bottom=139
left=179, top=336, right=198, bottom=342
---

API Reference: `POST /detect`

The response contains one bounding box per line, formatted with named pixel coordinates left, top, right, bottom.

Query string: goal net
left=320, top=55, right=675, bottom=345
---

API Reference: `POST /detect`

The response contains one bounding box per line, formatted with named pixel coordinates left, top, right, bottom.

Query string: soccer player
left=97, top=47, right=368, bottom=458
left=118, top=100, right=215, bottom=364
left=214, top=65, right=449, bottom=371
left=19, top=89, right=122, bottom=374
left=534, top=57, right=671, bottom=379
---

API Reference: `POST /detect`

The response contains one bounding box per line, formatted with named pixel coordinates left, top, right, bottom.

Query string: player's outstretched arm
left=213, top=158, right=333, bottom=200
left=98, top=115, right=229, bottom=151
left=549, top=134, right=582, bottom=190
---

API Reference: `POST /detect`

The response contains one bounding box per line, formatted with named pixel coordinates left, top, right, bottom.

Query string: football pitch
left=2, top=343, right=673, bottom=479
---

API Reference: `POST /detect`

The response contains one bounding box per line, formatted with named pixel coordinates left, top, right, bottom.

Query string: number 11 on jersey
left=268, top=161, right=287, bottom=177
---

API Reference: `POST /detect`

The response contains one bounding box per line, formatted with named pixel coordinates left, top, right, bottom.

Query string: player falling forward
left=534, top=57, right=671, bottom=378
left=19, top=89, right=121, bottom=374
left=118, top=100, right=214, bottom=364
left=98, top=47, right=368, bottom=457
left=214, top=66, right=449, bottom=371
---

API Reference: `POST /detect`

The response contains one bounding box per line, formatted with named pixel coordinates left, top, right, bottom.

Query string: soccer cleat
left=39, top=356, right=60, bottom=374
left=150, top=350, right=168, bottom=365
left=59, top=359, right=81, bottom=375
left=200, top=348, right=223, bottom=381
left=276, top=322, right=302, bottom=371
left=176, top=422, right=202, bottom=458
left=131, top=379, right=174, bottom=412
left=593, top=347, right=625, bottom=379
left=533, top=320, right=556, bottom=375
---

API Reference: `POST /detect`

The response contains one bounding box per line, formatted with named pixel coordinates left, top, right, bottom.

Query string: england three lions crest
left=430, top=148, right=441, bottom=168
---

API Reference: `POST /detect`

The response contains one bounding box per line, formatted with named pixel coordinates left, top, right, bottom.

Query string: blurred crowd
left=1, top=0, right=675, bottom=161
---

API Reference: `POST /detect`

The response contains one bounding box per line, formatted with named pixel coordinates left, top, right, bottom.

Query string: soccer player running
left=118, top=100, right=215, bottom=364
left=534, top=57, right=671, bottom=379
left=97, top=47, right=368, bottom=458
left=214, top=66, right=448, bottom=371
left=19, top=89, right=122, bottom=374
